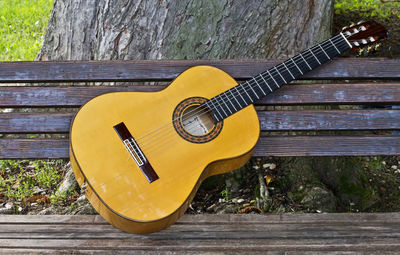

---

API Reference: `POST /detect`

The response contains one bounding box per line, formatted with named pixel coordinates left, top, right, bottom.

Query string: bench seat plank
left=1, top=83, right=399, bottom=107
left=1, top=136, right=399, bottom=159
left=2, top=110, right=400, bottom=133
left=0, top=214, right=398, bottom=253
left=0, top=58, right=399, bottom=83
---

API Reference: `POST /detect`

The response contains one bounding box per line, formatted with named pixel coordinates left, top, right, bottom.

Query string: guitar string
left=132, top=36, right=346, bottom=151
left=134, top=35, right=348, bottom=149
left=136, top=37, right=349, bottom=152
left=134, top=34, right=345, bottom=145
left=134, top=34, right=347, bottom=147
left=138, top=42, right=351, bottom=155
left=136, top=38, right=350, bottom=152
left=140, top=39, right=362, bottom=158
left=137, top=37, right=349, bottom=151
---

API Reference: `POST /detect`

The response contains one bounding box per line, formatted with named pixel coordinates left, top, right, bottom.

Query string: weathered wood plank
left=2, top=110, right=400, bottom=133
left=0, top=222, right=399, bottom=236
left=258, top=110, right=400, bottom=131
left=1, top=136, right=399, bottom=159
left=1, top=83, right=399, bottom=107
left=0, top=214, right=398, bottom=253
left=0, top=86, right=164, bottom=107
left=253, top=136, right=400, bottom=156
left=0, top=113, right=73, bottom=133
left=0, top=236, right=399, bottom=252
left=0, top=58, right=399, bottom=83
left=1, top=213, right=400, bottom=224
left=258, top=83, right=400, bottom=106
left=0, top=250, right=398, bottom=255
left=0, top=139, right=69, bottom=159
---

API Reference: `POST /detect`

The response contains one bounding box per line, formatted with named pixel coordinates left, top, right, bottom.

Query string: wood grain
left=0, top=214, right=398, bottom=253
left=0, top=58, right=399, bottom=83
left=0, top=113, right=73, bottom=133
left=1, top=83, right=399, bottom=107
left=2, top=213, right=400, bottom=224
left=0, top=139, right=69, bottom=159
left=253, top=136, right=400, bottom=156
left=2, top=110, right=400, bottom=133
left=2, top=136, right=399, bottom=159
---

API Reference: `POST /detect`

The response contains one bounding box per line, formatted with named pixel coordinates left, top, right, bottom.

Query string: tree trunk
left=38, top=0, right=333, bottom=61
left=38, top=0, right=335, bottom=214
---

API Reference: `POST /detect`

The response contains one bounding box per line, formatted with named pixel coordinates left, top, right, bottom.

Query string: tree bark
left=38, top=0, right=335, bottom=214
left=38, top=0, right=333, bottom=61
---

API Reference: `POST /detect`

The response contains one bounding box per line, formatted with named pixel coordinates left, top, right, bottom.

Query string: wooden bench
left=0, top=58, right=400, bottom=253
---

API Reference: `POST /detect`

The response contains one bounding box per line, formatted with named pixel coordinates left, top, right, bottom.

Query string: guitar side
left=70, top=65, right=260, bottom=234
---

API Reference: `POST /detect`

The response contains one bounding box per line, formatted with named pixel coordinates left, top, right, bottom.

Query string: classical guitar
left=70, top=21, right=387, bottom=234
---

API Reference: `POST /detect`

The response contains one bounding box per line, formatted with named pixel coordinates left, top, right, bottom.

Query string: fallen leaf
left=25, top=195, right=50, bottom=203
left=265, top=175, right=273, bottom=185
left=238, top=206, right=263, bottom=214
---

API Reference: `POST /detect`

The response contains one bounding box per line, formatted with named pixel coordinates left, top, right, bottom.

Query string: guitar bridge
left=114, top=122, right=159, bottom=183
left=123, top=138, right=145, bottom=167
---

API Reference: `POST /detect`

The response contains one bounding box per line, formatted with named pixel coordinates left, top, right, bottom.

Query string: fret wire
left=323, top=35, right=345, bottom=53
left=326, top=41, right=345, bottom=56
left=207, top=34, right=348, bottom=122
left=253, top=77, right=266, bottom=95
left=340, top=32, right=353, bottom=48
left=246, top=81, right=259, bottom=99
left=205, top=100, right=222, bottom=120
left=319, top=44, right=331, bottom=59
left=241, top=82, right=253, bottom=101
left=290, top=58, right=303, bottom=75
left=321, top=38, right=342, bottom=55
left=326, top=35, right=348, bottom=54
left=235, top=86, right=247, bottom=106
left=219, top=94, right=232, bottom=114
left=338, top=37, right=352, bottom=52
left=229, top=89, right=242, bottom=108
left=282, top=62, right=295, bottom=79
left=222, top=93, right=235, bottom=113
left=308, top=48, right=321, bottom=64
left=299, top=54, right=312, bottom=70
left=213, top=96, right=228, bottom=117
left=274, top=66, right=287, bottom=83
left=329, top=38, right=341, bottom=54
left=259, top=74, right=273, bottom=92
left=267, top=69, right=280, bottom=88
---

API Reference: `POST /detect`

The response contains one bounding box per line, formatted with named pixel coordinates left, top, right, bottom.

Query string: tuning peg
left=374, top=43, right=381, bottom=50
left=342, top=26, right=348, bottom=30
left=350, top=22, right=356, bottom=27
left=357, top=20, right=365, bottom=25
left=367, top=46, right=373, bottom=52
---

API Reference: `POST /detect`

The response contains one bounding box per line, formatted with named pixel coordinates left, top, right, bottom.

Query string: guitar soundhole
left=181, top=105, right=214, bottom=136
left=173, top=97, right=223, bottom=143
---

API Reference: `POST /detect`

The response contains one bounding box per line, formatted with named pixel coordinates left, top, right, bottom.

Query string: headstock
left=341, top=21, right=388, bottom=51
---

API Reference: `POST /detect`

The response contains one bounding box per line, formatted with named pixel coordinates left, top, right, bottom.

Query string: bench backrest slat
left=1, top=83, right=399, bottom=107
left=0, top=58, right=399, bottom=82
left=2, top=136, right=399, bottom=159
left=1, top=110, right=400, bottom=134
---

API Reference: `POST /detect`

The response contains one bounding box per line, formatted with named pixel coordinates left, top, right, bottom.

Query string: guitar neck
left=206, top=33, right=352, bottom=122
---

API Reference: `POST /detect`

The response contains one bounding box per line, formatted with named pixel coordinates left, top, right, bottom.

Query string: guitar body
left=70, top=65, right=260, bottom=234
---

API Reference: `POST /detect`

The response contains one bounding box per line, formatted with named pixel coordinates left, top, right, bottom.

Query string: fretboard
left=205, top=33, right=352, bottom=122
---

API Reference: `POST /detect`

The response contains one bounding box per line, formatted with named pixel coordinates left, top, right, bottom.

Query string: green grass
left=0, top=160, right=63, bottom=201
left=0, top=0, right=54, bottom=61
left=335, top=0, right=400, bottom=19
